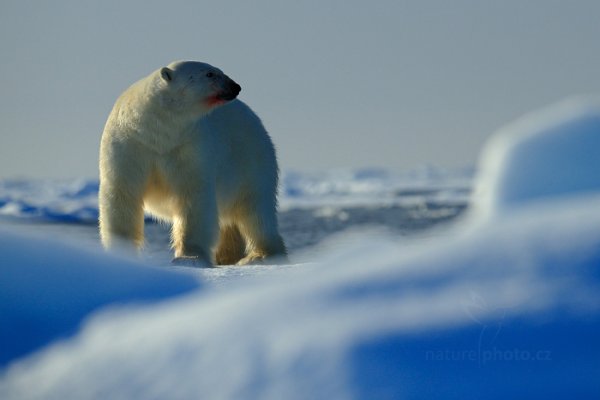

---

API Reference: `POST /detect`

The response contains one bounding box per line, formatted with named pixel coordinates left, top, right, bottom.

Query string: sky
left=1, top=0, right=600, bottom=179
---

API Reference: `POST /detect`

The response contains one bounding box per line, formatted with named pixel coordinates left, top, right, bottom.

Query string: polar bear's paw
left=236, top=252, right=289, bottom=266
left=171, top=256, right=213, bottom=268
left=236, top=253, right=266, bottom=266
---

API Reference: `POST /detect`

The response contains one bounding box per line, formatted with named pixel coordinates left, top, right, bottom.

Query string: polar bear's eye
left=206, top=72, right=215, bottom=78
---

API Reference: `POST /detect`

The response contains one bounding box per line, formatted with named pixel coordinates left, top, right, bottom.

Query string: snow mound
left=0, top=230, right=199, bottom=367
left=473, top=97, right=600, bottom=217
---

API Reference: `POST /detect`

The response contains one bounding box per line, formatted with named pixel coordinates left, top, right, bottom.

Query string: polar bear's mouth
left=206, top=94, right=233, bottom=107
left=217, top=91, right=238, bottom=101
left=206, top=81, right=242, bottom=106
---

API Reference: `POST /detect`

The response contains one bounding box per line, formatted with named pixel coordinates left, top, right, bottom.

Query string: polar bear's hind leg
left=236, top=203, right=287, bottom=265
left=215, top=224, right=246, bottom=265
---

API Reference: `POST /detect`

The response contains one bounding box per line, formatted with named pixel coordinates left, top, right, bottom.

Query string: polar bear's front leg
left=170, top=181, right=219, bottom=267
left=99, top=137, right=150, bottom=252
left=99, top=179, right=146, bottom=252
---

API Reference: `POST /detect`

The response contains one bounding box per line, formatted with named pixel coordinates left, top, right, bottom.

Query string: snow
left=0, top=230, right=199, bottom=367
left=0, top=179, right=99, bottom=223
left=1, top=98, right=600, bottom=398
left=472, top=96, right=600, bottom=218
left=281, top=166, right=472, bottom=209
left=0, top=166, right=472, bottom=224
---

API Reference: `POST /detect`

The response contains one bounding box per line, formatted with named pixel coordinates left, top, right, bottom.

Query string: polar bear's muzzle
left=218, top=79, right=242, bottom=101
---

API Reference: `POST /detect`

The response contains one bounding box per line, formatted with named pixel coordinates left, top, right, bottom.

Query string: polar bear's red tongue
left=206, top=95, right=226, bottom=107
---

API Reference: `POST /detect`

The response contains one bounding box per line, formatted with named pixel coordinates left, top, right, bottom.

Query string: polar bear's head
left=156, top=61, right=241, bottom=116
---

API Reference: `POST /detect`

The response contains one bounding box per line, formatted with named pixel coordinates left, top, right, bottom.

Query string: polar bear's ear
left=160, top=67, right=174, bottom=83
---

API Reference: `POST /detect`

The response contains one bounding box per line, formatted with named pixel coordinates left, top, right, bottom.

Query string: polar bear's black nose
left=230, top=80, right=241, bottom=96
left=219, top=79, right=241, bottom=101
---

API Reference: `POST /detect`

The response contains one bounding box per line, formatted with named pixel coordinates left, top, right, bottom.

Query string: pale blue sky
left=1, top=0, right=600, bottom=178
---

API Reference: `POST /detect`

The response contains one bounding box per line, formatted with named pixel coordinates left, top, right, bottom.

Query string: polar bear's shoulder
left=206, top=99, right=262, bottom=128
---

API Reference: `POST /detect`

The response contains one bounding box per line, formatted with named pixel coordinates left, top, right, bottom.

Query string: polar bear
left=99, top=61, right=287, bottom=266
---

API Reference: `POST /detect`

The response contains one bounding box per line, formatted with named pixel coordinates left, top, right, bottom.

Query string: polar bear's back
left=207, top=99, right=279, bottom=178
left=207, top=100, right=274, bottom=151
left=204, top=99, right=280, bottom=212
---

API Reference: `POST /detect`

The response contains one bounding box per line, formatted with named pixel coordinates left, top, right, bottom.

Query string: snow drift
left=2, top=97, right=600, bottom=399
left=472, top=97, right=600, bottom=218
left=0, top=231, right=199, bottom=367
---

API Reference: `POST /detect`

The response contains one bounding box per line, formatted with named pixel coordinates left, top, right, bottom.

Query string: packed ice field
left=1, top=97, right=600, bottom=399
left=0, top=165, right=472, bottom=259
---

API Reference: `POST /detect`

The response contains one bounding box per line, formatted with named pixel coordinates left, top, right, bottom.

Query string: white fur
left=99, top=61, right=286, bottom=266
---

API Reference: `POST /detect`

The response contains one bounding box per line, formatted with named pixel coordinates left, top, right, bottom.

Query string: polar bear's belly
left=143, top=167, right=178, bottom=221
left=141, top=163, right=244, bottom=223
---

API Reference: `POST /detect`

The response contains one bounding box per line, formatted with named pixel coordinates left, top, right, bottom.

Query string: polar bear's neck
left=117, top=79, right=203, bottom=154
